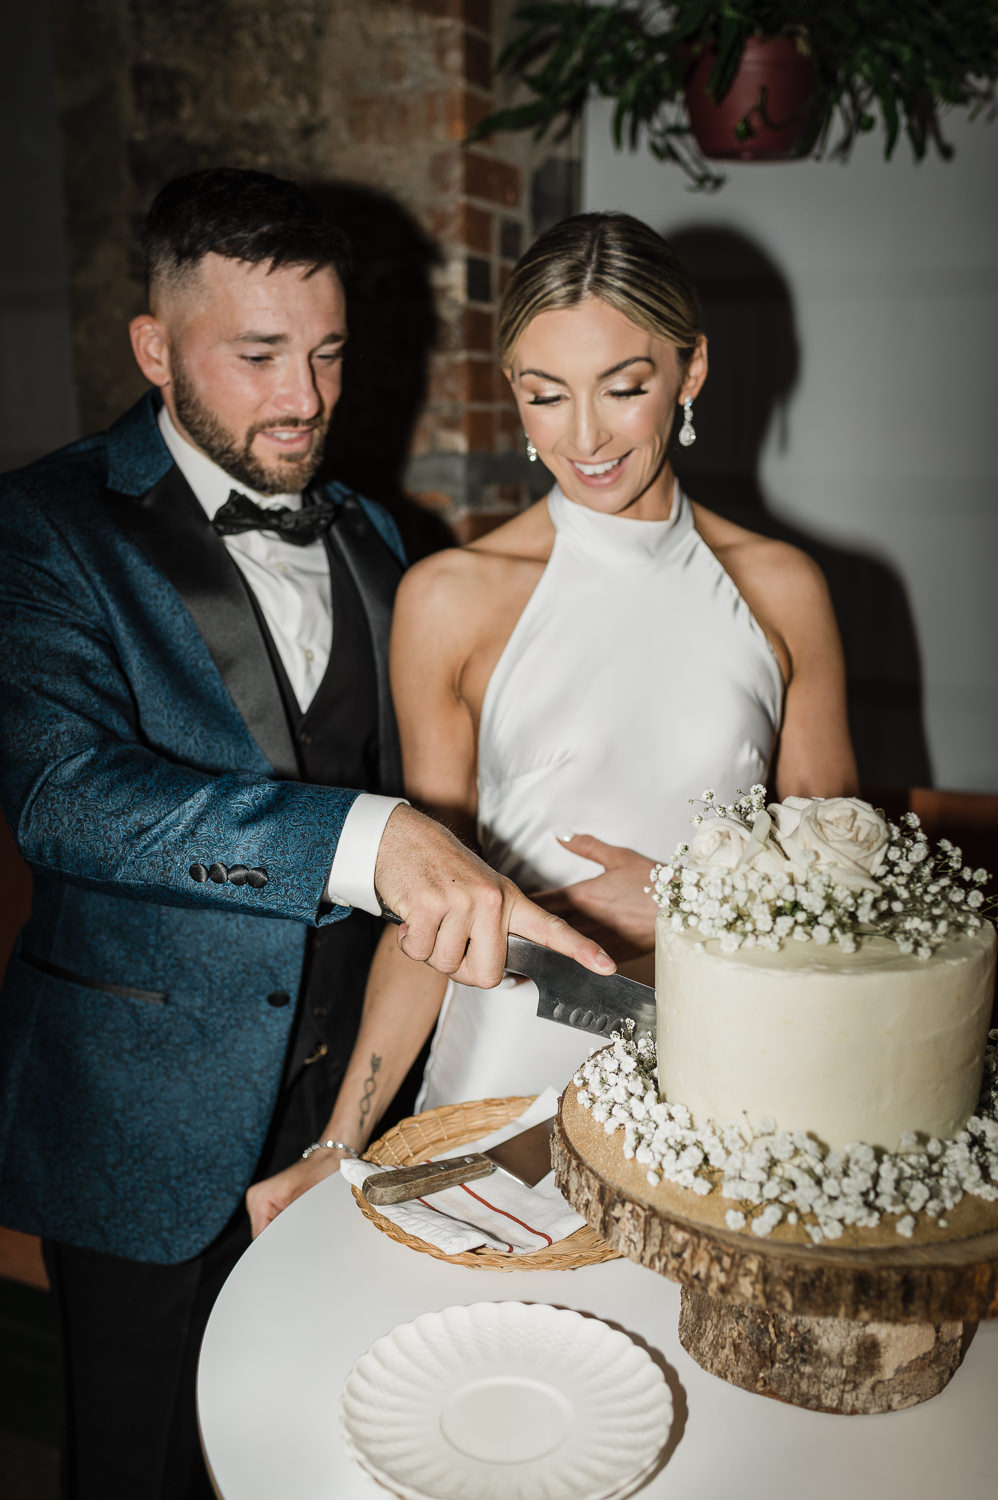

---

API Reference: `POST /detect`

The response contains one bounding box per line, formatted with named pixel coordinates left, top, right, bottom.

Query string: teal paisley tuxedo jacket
left=0, top=393, right=404, bottom=1262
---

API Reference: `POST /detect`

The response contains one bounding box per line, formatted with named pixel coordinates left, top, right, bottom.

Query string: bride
left=246, top=211, right=857, bottom=1234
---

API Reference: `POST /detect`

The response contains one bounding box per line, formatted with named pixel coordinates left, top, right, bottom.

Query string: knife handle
left=361, top=1153, right=495, bottom=1206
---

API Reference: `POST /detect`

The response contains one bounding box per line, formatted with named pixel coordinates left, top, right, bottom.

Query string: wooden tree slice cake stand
left=554, top=1081, right=998, bottom=1416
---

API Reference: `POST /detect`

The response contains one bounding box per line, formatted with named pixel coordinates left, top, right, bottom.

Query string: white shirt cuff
left=325, top=794, right=408, bottom=914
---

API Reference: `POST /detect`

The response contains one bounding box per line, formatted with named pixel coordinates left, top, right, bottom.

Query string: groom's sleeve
left=0, top=478, right=375, bottom=926
left=326, top=794, right=407, bottom=913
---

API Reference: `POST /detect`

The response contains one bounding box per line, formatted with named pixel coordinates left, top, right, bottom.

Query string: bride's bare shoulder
left=690, top=501, right=839, bottom=684
left=396, top=499, right=552, bottom=621
left=467, top=499, right=554, bottom=562
left=691, top=501, right=824, bottom=596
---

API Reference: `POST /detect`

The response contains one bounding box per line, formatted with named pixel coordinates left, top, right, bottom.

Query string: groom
left=0, top=167, right=611, bottom=1499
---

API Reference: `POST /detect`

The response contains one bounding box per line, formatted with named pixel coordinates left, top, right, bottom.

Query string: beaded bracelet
left=301, top=1139, right=361, bottom=1161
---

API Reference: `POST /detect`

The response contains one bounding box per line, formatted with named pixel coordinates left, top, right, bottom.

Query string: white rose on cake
left=687, top=818, right=753, bottom=870
left=736, top=806, right=801, bottom=878
left=688, top=807, right=795, bottom=879
left=766, top=795, right=812, bottom=839
left=651, top=784, right=990, bottom=958
left=775, top=797, right=889, bottom=892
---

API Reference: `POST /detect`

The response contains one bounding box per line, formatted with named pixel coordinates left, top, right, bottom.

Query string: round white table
left=198, top=1172, right=998, bottom=1499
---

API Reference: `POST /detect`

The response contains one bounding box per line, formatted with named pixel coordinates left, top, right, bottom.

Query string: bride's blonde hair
left=498, top=212, right=703, bottom=368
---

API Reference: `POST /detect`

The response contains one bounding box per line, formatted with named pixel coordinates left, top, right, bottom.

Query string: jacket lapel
left=321, top=488, right=404, bottom=795
left=103, top=463, right=300, bottom=779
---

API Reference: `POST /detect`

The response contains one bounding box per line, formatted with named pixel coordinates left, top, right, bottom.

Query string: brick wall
left=50, top=0, right=580, bottom=540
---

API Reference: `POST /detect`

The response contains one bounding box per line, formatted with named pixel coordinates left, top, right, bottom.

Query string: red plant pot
left=685, top=36, right=820, bottom=161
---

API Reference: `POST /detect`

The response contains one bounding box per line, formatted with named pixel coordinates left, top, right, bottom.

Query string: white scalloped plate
left=340, top=1302, right=672, bottom=1500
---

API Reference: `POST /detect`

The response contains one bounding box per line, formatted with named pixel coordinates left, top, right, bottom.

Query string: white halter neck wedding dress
left=416, top=482, right=784, bottom=1110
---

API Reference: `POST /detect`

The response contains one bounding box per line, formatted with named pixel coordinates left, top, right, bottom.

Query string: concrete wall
left=583, top=102, right=998, bottom=794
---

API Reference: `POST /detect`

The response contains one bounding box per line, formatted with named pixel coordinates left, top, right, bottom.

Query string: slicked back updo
left=498, top=212, right=703, bottom=369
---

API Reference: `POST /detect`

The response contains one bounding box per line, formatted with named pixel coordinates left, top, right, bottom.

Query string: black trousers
left=42, top=1215, right=246, bottom=1500
left=42, top=1031, right=345, bottom=1500
left=38, top=907, right=428, bottom=1500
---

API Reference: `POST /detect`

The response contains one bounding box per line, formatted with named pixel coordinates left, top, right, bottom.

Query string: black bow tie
left=212, top=490, right=339, bottom=547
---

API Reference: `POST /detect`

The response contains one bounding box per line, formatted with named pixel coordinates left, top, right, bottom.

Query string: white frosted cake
left=656, top=921, right=996, bottom=1152
left=566, top=789, right=998, bottom=1244
left=650, top=790, right=996, bottom=1152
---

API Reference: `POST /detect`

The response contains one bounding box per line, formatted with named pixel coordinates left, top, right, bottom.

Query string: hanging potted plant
left=467, top=1, right=998, bottom=190
left=684, top=35, right=820, bottom=162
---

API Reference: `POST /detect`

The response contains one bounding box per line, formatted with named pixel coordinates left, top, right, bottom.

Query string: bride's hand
left=245, top=1148, right=355, bottom=1239
left=531, top=833, right=659, bottom=959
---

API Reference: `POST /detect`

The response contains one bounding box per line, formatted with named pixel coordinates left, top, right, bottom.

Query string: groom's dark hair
left=140, top=167, right=351, bottom=303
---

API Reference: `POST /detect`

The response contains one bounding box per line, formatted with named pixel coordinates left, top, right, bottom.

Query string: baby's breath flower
left=652, top=787, right=991, bottom=957
left=574, top=1031, right=998, bottom=1247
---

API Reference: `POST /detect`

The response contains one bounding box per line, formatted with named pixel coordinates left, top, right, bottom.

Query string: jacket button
left=228, top=865, right=248, bottom=885
left=189, top=863, right=208, bottom=882
left=266, top=991, right=291, bottom=1008
left=299, top=729, right=312, bottom=746
left=246, top=868, right=268, bottom=889
left=208, top=862, right=228, bottom=883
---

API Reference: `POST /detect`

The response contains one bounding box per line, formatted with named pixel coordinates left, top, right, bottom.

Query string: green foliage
left=467, top=1, right=998, bottom=190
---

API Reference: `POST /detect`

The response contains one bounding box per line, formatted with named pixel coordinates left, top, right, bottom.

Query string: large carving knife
left=380, top=908, right=656, bottom=1041
left=506, top=934, right=656, bottom=1042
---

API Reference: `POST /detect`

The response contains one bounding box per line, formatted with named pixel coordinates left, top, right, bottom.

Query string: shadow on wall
left=665, top=224, right=932, bottom=790
left=308, top=180, right=452, bottom=564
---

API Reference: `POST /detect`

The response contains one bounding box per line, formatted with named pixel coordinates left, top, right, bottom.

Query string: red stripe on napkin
left=457, top=1182, right=554, bottom=1246
left=412, top=1194, right=514, bottom=1254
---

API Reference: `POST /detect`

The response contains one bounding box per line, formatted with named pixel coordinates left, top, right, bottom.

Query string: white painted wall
left=584, top=101, right=998, bottom=793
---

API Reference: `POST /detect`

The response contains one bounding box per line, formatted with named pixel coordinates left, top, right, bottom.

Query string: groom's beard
left=170, top=358, right=329, bottom=496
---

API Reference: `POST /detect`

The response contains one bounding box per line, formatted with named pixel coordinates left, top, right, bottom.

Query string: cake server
left=361, top=1116, right=555, bottom=1206
left=380, top=907, right=656, bottom=1041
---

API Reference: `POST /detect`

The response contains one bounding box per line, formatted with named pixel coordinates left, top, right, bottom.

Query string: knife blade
left=379, top=905, right=656, bottom=1042
left=506, top=934, right=657, bottom=1043
left=361, top=1116, right=555, bottom=1206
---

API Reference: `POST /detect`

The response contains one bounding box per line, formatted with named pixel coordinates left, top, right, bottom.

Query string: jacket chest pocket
left=19, top=951, right=168, bottom=1005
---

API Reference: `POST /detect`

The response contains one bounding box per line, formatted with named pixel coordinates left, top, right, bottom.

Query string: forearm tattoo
left=358, top=1052, right=382, bottom=1137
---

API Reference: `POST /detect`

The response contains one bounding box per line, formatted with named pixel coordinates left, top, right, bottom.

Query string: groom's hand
left=374, top=805, right=615, bottom=989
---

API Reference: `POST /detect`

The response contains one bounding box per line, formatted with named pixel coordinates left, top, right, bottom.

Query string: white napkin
left=341, top=1089, right=586, bottom=1255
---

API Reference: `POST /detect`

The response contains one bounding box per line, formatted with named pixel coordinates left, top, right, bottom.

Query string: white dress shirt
left=158, top=407, right=403, bottom=912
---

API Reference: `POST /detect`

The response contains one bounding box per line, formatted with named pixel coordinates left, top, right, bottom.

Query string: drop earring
left=677, top=399, right=696, bottom=448
left=525, top=433, right=538, bottom=463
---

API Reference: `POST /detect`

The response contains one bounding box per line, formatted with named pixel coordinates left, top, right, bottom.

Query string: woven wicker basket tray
left=353, top=1095, right=618, bottom=1272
